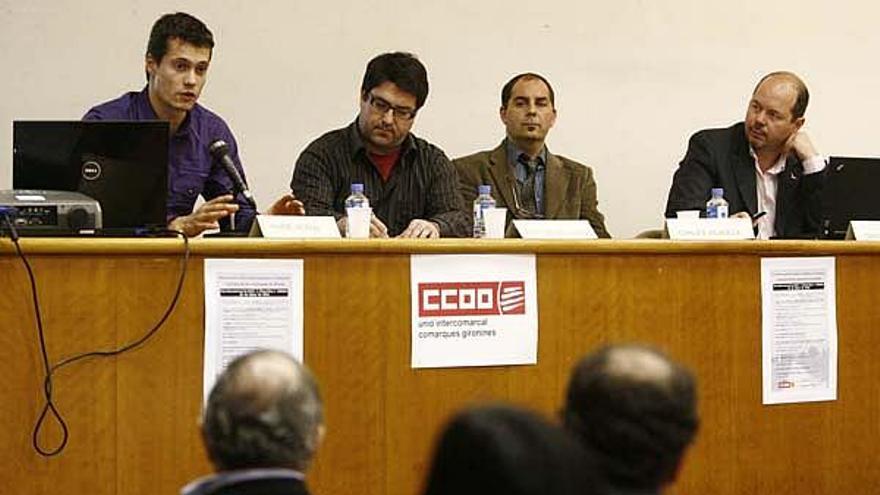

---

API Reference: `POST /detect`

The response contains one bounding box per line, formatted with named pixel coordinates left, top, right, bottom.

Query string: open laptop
left=820, top=156, right=880, bottom=239
left=12, top=120, right=169, bottom=234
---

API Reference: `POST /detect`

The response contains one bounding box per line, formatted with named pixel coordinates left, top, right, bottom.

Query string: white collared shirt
left=749, top=150, right=826, bottom=239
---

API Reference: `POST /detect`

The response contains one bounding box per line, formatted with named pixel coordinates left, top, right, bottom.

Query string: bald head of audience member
left=563, top=345, right=698, bottom=493
left=202, top=350, right=324, bottom=473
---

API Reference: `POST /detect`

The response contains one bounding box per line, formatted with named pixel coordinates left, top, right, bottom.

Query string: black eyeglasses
left=367, top=93, right=417, bottom=121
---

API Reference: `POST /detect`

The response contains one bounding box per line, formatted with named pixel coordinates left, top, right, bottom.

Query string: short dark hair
left=202, top=350, right=323, bottom=472
left=753, top=71, right=810, bottom=119
left=423, top=404, right=603, bottom=495
left=361, top=52, right=429, bottom=110
left=501, top=73, right=556, bottom=109
left=145, top=12, right=215, bottom=81
left=562, top=345, right=698, bottom=491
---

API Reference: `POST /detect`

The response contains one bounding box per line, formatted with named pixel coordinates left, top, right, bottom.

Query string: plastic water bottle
left=473, top=185, right=496, bottom=238
left=706, top=188, right=729, bottom=218
left=344, top=183, right=370, bottom=237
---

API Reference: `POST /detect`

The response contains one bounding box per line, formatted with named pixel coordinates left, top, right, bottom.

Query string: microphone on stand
left=208, top=139, right=258, bottom=210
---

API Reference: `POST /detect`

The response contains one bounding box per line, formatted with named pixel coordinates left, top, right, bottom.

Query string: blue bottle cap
left=351, top=183, right=364, bottom=194
left=711, top=187, right=724, bottom=197
left=478, top=185, right=491, bottom=195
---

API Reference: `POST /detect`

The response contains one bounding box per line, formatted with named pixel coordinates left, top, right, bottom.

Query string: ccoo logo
left=418, top=281, right=526, bottom=317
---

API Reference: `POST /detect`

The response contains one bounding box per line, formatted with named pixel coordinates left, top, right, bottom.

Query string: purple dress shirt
left=83, top=87, right=256, bottom=232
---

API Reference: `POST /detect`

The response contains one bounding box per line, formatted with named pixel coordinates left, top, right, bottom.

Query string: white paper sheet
left=846, top=220, right=880, bottom=240
left=512, top=219, right=598, bottom=239
left=249, top=215, right=341, bottom=238
left=410, top=254, right=538, bottom=368
left=761, top=257, right=837, bottom=404
left=203, top=258, right=304, bottom=402
left=665, top=217, right=754, bottom=240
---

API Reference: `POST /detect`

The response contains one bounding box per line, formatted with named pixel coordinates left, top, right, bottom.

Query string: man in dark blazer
left=665, top=71, right=825, bottom=239
left=180, top=350, right=323, bottom=495
left=454, top=73, right=610, bottom=238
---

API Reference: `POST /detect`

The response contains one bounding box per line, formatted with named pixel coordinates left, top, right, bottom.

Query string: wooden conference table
left=1, top=238, right=878, bottom=494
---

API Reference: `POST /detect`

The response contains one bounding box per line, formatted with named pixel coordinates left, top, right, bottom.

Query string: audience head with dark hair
left=563, top=344, right=699, bottom=494
left=184, top=350, right=323, bottom=495
left=422, top=404, right=605, bottom=495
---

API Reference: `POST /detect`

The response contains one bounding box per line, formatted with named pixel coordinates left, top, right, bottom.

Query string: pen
left=752, top=211, right=767, bottom=221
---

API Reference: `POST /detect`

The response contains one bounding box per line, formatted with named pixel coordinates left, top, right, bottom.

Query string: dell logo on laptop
left=81, top=161, right=102, bottom=181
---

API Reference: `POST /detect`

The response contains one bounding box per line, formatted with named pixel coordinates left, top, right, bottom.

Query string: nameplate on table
left=665, top=218, right=754, bottom=240
left=249, top=215, right=341, bottom=238
left=512, top=220, right=598, bottom=239
left=845, top=221, right=880, bottom=240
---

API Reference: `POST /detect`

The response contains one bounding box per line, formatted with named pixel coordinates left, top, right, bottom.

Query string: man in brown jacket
left=453, top=73, right=610, bottom=238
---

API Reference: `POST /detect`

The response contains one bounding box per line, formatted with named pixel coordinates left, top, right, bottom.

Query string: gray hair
left=202, top=350, right=323, bottom=471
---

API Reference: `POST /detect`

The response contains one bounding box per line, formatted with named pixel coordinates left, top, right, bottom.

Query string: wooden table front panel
left=1, top=240, right=878, bottom=494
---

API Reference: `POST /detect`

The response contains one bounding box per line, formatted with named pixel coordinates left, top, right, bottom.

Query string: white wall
left=2, top=0, right=879, bottom=237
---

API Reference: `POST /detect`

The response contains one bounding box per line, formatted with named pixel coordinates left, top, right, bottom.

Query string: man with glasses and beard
left=454, top=73, right=610, bottom=238
left=289, top=52, right=468, bottom=238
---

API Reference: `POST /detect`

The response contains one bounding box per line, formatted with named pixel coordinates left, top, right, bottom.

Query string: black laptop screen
left=821, top=156, right=880, bottom=238
left=12, top=120, right=169, bottom=229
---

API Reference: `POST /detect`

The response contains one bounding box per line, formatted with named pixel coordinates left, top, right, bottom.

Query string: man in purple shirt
left=85, top=12, right=302, bottom=235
